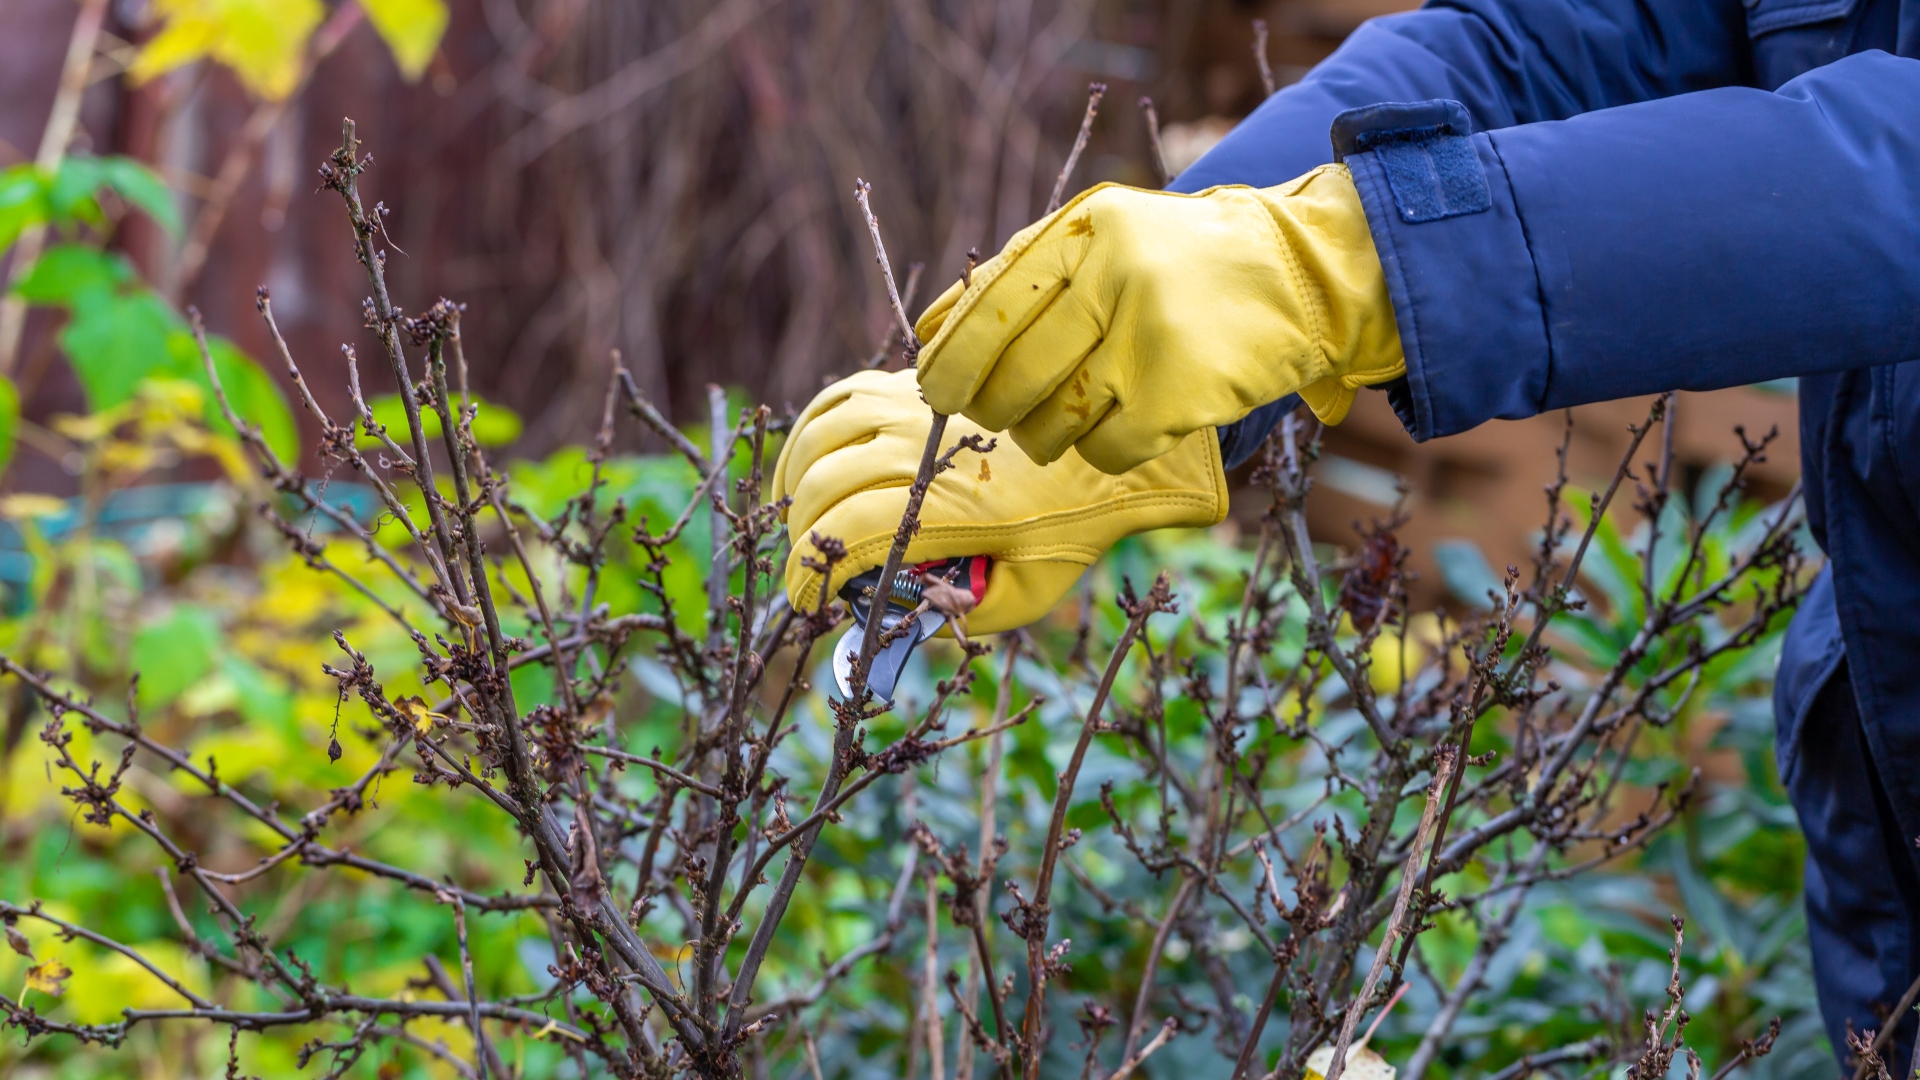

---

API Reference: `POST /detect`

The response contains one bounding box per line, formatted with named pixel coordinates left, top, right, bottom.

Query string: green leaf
left=45, top=157, right=105, bottom=222
left=15, top=244, right=295, bottom=456
left=470, top=399, right=523, bottom=446
left=0, top=375, right=19, bottom=481
left=1432, top=539, right=1502, bottom=611
left=62, top=289, right=182, bottom=410
left=0, top=165, right=50, bottom=252
left=508, top=661, right=555, bottom=712
left=169, top=332, right=300, bottom=462
left=133, top=603, right=222, bottom=710
left=97, top=157, right=182, bottom=235
left=12, top=244, right=132, bottom=306
left=361, top=392, right=522, bottom=449
left=220, top=654, right=294, bottom=731
left=1, top=159, right=179, bottom=241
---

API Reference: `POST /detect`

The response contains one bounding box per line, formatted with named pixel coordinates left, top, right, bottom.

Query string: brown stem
left=1139, top=96, right=1170, bottom=186
left=1020, top=575, right=1172, bottom=1079
left=1122, top=875, right=1193, bottom=1059
left=1323, top=748, right=1457, bottom=1080
left=1251, top=19, right=1277, bottom=97
left=1046, top=83, right=1106, bottom=214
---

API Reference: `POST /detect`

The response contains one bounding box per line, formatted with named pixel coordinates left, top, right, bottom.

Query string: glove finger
left=964, top=285, right=1106, bottom=437
left=913, top=276, right=966, bottom=342
left=785, top=443, right=915, bottom=543
left=913, top=229, right=1034, bottom=343
left=783, top=481, right=925, bottom=614
left=916, top=185, right=1116, bottom=416
left=918, top=265, right=1071, bottom=417
left=1068, top=330, right=1184, bottom=474
left=1004, top=350, right=1117, bottom=467
left=775, top=370, right=908, bottom=505
left=774, top=375, right=861, bottom=501
left=1075, top=416, right=1178, bottom=475
left=968, top=560, right=1090, bottom=635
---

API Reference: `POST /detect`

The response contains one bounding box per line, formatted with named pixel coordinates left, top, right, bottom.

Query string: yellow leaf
left=0, top=495, right=67, bottom=521
left=50, top=408, right=120, bottom=442
left=129, top=0, right=324, bottom=101
left=25, top=958, right=71, bottom=997
left=1304, top=1043, right=1396, bottom=1080
left=201, top=434, right=258, bottom=487
left=361, top=0, right=448, bottom=81
left=394, top=694, right=432, bottom=733
left=126, top=14, right=222, bottom=84
left=137, top=377, right=205, bottom=419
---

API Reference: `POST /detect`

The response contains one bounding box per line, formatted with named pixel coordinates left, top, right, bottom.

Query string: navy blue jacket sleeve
left=1355, top=50, right=1920, bottom=439
left=1187, top=0, right=1753, bottom=457
left=1172, top=0, right=1751, bottom=195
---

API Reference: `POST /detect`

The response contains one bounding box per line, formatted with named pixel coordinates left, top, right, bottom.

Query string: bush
left=0, top=120, right=1815, bottom=1080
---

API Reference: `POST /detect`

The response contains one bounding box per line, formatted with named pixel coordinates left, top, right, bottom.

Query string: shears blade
left=830, top=607, right=946, bottom=706
left=827, top=556, right=987, bottom=706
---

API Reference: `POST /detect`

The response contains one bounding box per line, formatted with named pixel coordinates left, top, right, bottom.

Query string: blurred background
left=1, top=0, right=1800, bottom=603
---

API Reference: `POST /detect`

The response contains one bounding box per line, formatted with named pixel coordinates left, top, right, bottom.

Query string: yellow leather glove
left=773, top=369, right=1228, bottom=634
left=914, top=164, right=1402, bottom=474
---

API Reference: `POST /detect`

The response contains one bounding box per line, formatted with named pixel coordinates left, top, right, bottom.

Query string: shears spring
left=830, top=556, right=989, bottom=706
left=863, top=571, right=925, bottom=606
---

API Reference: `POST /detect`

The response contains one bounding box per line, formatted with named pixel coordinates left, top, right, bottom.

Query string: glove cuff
left=1257, top=166, right=1404, bottom=408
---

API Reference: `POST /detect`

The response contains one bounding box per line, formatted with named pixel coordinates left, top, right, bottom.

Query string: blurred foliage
left=131, top=0, right=449, bottom=98
left=15, top=245, right=296, bottom=461
left=1, top=151, right=297, bottom=475
left=0, top=156, right=178, bottom=251
left=0, top=382, right=1821, bottom=1076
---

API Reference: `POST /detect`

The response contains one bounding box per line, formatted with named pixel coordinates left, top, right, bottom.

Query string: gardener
left=774, top=0, right=1920, bottom=1062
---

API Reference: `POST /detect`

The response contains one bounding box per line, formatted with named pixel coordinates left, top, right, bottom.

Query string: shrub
left=0, top=120, right=1811, bottom=1080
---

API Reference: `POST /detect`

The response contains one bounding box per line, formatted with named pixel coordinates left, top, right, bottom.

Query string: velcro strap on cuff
left=1331, top=100, right=1491, bottom=224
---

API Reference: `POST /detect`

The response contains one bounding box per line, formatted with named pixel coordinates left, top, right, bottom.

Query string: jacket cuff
left=1216, top=394, right=1302, bottom=470
left=1334, top=100, right=1551, bottom=441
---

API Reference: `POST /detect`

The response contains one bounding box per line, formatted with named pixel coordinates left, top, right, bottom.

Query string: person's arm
left=1182, top=0, right=1752, bottom=463
left=1349, top=50, right=1920, bottom=440
left=1172, top=0, right=1752, bottom=194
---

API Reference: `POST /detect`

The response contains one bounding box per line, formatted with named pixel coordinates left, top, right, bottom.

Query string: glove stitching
left=788, top=490, right=1221, bottom=595
left=1254, top=181, right=1335, bottom=383
left=842, top=477, right=916, bottom=499
left=793, top=484, right=1215, bottom=541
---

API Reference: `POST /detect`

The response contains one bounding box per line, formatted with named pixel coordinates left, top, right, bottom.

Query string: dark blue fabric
left=1330, top=101, right=1492, bottom=222
left=1772, top=566, right=1845, bottom=791
left=1785, top=659, right=1920, bottom=1070
left=1216, top=394, right=1301, bottom=470
left=1171, top=0, right=1920, bottom=1065
left=1375, top=135, right=1492, bottom=222
left=1330, top=99, right=1477, bottom=157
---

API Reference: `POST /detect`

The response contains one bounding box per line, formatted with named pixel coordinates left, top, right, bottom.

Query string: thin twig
left=1139, top=97, right=1170, bottom=185
left=1046, top=83, right=1106, bottom=214
left=1324, top=748, right=1456, bottom=1080
left=1251, top=19, right=1277, bottom=97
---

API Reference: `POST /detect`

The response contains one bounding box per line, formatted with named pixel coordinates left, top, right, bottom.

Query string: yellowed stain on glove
left=914, top=164, right=1402, bottom=473
left=773, top=369, right=1227, bottom=634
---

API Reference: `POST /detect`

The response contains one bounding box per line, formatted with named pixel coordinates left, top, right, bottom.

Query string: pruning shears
left=830, top=556, right=990, bottom=705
